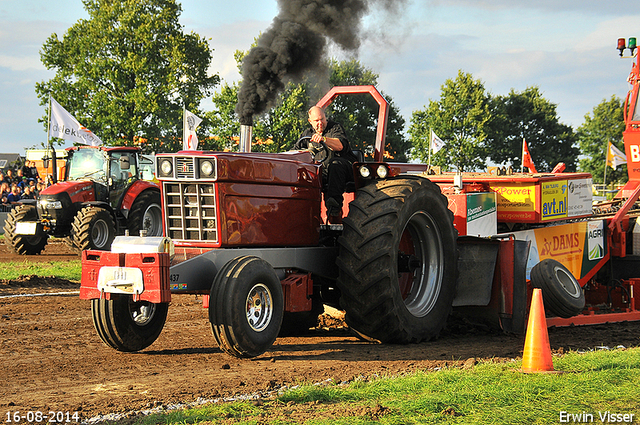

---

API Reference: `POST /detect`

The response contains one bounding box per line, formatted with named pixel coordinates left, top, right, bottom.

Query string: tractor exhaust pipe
left=240, top=124, right=252, bottom=153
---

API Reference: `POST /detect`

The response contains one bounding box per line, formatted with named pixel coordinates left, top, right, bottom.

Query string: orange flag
left=522, top=138, right=537, bottom=173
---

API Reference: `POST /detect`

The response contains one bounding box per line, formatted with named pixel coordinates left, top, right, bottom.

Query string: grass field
left=0, top=259, right=81, bottom=281
left=129, top=347, right=640, bottom=424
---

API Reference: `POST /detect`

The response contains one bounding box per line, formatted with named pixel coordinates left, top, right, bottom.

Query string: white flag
left=606, top=141, right=627, bottom=170
left=49, top=97, right=102, bottom=146
left=183, top=109, right=203, bottom=150
left=430, top=129, right=445, bottom=154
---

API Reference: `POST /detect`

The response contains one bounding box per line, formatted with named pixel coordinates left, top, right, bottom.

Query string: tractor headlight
left=38, top=199, right=63, bottom=209
left=159, top=159, right=173, bottom=177
left=359, top=166, right=371, bottom=178
left=199, top=159, right=215, bottom=178
left=376, top=165, right=389, bottom=179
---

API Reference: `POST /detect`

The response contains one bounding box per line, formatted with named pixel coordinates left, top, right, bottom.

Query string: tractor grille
left=175, top=157, right=195, bottom=179
left=163, top=182, right=218, bottom=243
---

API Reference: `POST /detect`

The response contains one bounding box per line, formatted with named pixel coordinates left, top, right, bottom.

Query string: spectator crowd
left=1, top=161, right=47, bottom=210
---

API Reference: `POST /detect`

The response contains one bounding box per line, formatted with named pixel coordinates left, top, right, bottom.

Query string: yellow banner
left=535, top=221, right=586, bottom=277
left=541, top=180, right=567, bottom=221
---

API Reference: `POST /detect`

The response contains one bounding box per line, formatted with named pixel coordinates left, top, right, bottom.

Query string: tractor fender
left=72, top=200, right=118, bottom=225
left=77, top=200, right=113, bottom=212
left=120, top=180, right=160, bottom=212
left=74, top=201, right=117, bottom=229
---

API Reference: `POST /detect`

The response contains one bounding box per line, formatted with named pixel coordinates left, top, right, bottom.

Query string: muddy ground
left=1, top=240, right=640, bottom=423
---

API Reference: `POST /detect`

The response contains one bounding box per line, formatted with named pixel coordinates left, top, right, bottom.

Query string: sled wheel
left=91, top=296, right=168, bottom=352
left=127, top=190, right=163, bottom=237
left=336, top=176, right=458, bottom=343
left=2, top=204, right=48, bottom=255
left=209, top=256, right=284, bottom=358
left=71, top=206, right=115, bottom=251
left=531, top=259, right=585, bottom=318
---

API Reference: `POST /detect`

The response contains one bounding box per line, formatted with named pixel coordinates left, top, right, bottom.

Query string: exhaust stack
left=240, top=124, right=252, bottom=153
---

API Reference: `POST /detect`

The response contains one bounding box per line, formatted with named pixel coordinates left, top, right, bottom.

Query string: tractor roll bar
left=316, top=85, right=389, bottom=163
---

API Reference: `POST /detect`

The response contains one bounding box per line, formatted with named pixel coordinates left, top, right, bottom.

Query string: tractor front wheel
left=71, top=206, right=115, bottom=251
left=3, top=204, right=48, bottom=255
left=336, top=177, right=458, bottom=343
left=127, top=191, right=162, bottom=237
left=209, top=256, right=284, bottom=358
left=91, top=297, right=168, bottom=351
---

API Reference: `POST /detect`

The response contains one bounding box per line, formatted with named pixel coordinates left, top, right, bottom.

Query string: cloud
left=204, top=20, right=271, bottom=83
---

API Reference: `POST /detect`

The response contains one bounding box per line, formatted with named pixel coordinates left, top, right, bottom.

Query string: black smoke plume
left=236, top=0, right=397, bottom=125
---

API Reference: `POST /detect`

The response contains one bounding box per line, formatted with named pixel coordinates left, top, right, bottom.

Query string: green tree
left=328, top=59, right=409, bottom=162
left=485, top=87, right=578, bottom=172
left=36, top=0, right=219, bottom=153
left=409, top=70, right=490, bottom=171
left=203, top=82, right=241, bottom=151
left=253, top=83, right=310, bottom=153
left=576, top=96, right=626, bottom=185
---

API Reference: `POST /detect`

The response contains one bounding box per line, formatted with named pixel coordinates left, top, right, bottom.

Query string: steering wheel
left=296, top=135, right=331, bottom=163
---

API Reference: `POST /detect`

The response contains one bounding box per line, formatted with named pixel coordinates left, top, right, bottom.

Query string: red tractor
left=4, top=146, right=162, bottom=254
left=79, top=77, right=640, bottom=358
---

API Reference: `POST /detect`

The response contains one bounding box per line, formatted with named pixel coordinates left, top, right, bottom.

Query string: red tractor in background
left=79, top=49, right=640, bottom=359
left=3, top=145, right=162, bottom=254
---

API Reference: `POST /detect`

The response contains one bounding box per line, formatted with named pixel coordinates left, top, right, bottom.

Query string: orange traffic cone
left=521, top=288, right=558, bottom=373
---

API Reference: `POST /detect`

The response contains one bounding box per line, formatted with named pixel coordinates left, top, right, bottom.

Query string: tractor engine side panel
left=217, top=182, right=321, bottom=246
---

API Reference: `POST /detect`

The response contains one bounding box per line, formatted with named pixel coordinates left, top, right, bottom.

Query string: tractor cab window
left=108, top=152, right=138, bottom=190
left=66, top=149, right=107, bottom=182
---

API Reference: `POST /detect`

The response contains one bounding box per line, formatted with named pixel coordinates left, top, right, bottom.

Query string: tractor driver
left=293, top=106, right=357, bottom=223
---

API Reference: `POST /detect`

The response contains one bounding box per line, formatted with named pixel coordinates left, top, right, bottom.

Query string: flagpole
left=427, top=129, right=433, bottom=170
left=47, top=95, right=52, bottom=142
left=47, top=95, right=58, bottom=184
left=603, top=141, right=609, bottom=193
left=521, top=137, right=525, bottom=173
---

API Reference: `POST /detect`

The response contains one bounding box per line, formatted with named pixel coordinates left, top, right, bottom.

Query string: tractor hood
left=40, top=180, right=96, bottom=204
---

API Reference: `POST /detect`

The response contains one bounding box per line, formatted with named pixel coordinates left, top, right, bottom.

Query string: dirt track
left=1, top=240, right=640, bottom=423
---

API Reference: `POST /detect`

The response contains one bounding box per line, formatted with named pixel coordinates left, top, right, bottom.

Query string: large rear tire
left=209, top=256, right=284, bottom=358
left=127, top=191, right=162, bottom=237
left=71, top=206, right=115, bottom=251
left=336, top=177, right=458, bottom=343
left=91, top=297, right=168, bottom=352
left=3, top=204, right=48, bottom=255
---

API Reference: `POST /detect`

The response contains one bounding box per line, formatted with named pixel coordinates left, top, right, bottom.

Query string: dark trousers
left=323, top=157, right=353, bottom=206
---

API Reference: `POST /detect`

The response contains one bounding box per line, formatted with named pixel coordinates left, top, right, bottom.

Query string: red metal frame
left=316, top=85, right=389, bottom=163
left=548, top=275, right=640, bottom=326
left=619, top=51, right=640, bottom=194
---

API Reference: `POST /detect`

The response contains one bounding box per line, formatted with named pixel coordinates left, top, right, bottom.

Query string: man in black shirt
left=293, top=106, right=356, bottom=223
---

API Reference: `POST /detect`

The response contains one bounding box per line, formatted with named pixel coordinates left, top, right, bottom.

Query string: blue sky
left=0, top=0, right=638, bottom=154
